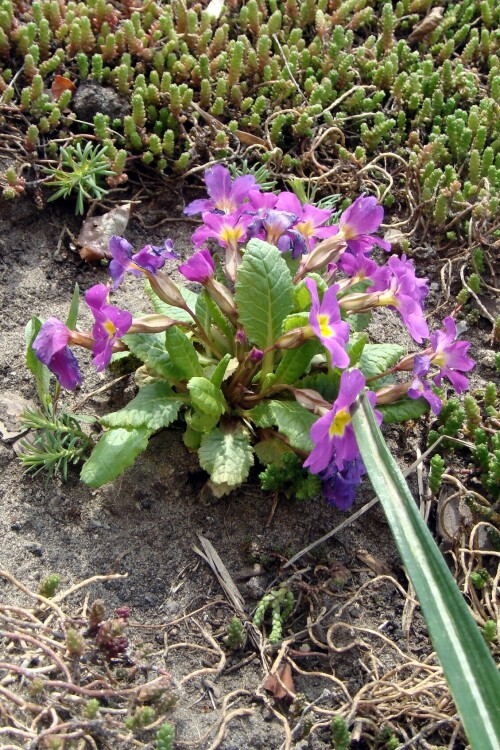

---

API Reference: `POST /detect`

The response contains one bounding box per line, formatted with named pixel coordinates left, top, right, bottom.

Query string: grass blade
left=352, top=393, right=500, bottom=750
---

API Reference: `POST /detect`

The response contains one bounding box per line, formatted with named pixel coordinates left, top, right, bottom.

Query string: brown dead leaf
left=51, top=75, right=76, bottom=100
left=0, top=392, right=34, bottom=442
left=356, top=549, right=393, bottom=576
left=407, top=7, right=444, bottom=45
left=263, top=662, right=294, bottom=701
left=77, top=203, right=131, bottom=262
left=383, top=227, right=406, bottom=246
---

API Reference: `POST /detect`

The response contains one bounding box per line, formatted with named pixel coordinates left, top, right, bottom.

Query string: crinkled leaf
left=347, top=333, right=368, bottom=366
left=359, top=343, right=405, bottom=379
left=293, top=273, right=326, bottom=311
left=195, top=290, right=211, bottom=334
left=254, top=435, right=293, bottom=466
left=347, top=312, right=372, bottom=332
left=269, top=400, right=316, bottom=452
left=101, top=382, right=183, bottom=430
left=185, top=409, right=219, bottom=434
left=282, top=311, right=309, bottom=332
left=187, top=377, right=227, bottom=417
left=145, top=281, right=197, bottom=323
left=298, top=372, right=340, bottom=402
left=248, top=401, right=274, bottom=428
left=165, top=327, right=203, bottom=380
left=235, top=239, right=293, bottom=348
left=198, top=425, right=254, bottom=487
left=202, top=291, right=236, bottom=341
left=122, top=332, right=182, bottom=381
left=274, top=341, right=319, bottom=384
left=81, top=428, right=151, bottom=487
left=379, top=396, right=430, bottom=424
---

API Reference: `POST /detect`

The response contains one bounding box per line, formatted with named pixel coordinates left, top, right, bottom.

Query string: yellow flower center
left=295, top=220, right=315, bottom=238
left=432, top=352, right=446, bottom=368
left=220, top=225, right=243, bottom=244
left=317, top=313, right=333, bottom=338
left=104, top=320, right=117, bottom=336
left=328, top=408, right=351, bottom=438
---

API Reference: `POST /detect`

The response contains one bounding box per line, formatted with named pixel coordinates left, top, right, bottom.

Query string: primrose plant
left=28, top=165, right=474, bottom=505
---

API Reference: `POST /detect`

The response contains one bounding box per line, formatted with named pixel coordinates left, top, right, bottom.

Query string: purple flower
left=338, top=196, right=391, bottom=255
left=109, top=236, right=178, bottom=289
left=184, top=165, right=260, bottom=215
left=178, top=248, right=215, bottom=283
left=275, top=192, right=338, bottom=250
left=320, top=458, right=367, bottom=510
left=191, top=211, right=253, bottom=249
left=408, top=355, right=442, bottom=415
left=247, top=209, right=298, bottom=251
left=32, top=317, right=82, bottom=390
left=305, top=279, right=350, bottom=369
left=338, top=251, right=378, bottom=281
left=304, top=369, right=380, bottom=474
left=371, top=255, right=429, bottom=343
left=85, top=284, right=132, bottom=372
left=429, top=316, right=475, bottom=393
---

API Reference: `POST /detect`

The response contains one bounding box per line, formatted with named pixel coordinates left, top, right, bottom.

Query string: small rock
left=478, top=350, right=496, bottom=369
left=27, top=544, right=43, bottom=557
left=73, top=82, right=129, bottom=122
left=10, top=521, right=21, bottom=531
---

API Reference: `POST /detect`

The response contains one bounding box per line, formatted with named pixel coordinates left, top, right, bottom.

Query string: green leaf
left=145, top=280, right=196, bottom=323
left=358, top=343, right=405, bottom=379
left=282, top=311, right=309, bottom=332
left=187, top=377, right=227, bottom=417
left=101, top=382, right=183, bottom=431
left=210, top=354, right=232, bottom=388
left=25, top=318, right=51, bottom=407
left=202, top=291, right=236, bottom=341
left=347, top=312, right=372, bottom=332
left=254, top=435, right=293, bottom=466
left=81, top=428, right=151, bottom=487
left=298, top=372, right=339, bottom=402
left=195, top=290, right=211, bottom=334
left=352, top=395, right=500, bottom=750
left=269, top=400, right=316, bottom=452
left=66, top=283, right=80, bottom=330
left=248, top=401, right=274, bottom=428
left=122, top=332, right=182, bottom=381
left=198, top=425, right=254, bottom=487
left=185, top=409, right=219, bottom=433
left=347, top=333, right=368, bottom=366
left=274, top=341, right=318, bottom=384
left=293, top=273, right=326, bottom=311
left=235, top=238, right=294, bottom=348
left=379, top=396, right=430, bottom=423
left=165, top=327, right=203, bottom=379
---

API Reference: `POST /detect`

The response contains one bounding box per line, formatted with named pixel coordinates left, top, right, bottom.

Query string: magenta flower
left=337, top=196, right=391, bottom=255
left=184, top=165, right=260, bottom=215
left=305, top=279, right=350, bottom=369
left=85, top=284, right=132, bottom=372
left=32, top=317, right=82, bottom=390
left=304, top=369, right=380, bottom=474
left=338, top=251, right=378, bottom=281
left=178, top=248, right=215, bottom=283
left=275, top=192, right=338, bottom=250
left=248, top=209, right=299, bottom=251
left=371, top=255, right=429, bottom=343
left=109, top=236, right=178, bottom=289
left=429, top=317, right=475, bottom=393
left=407, top=355, right=442, bottom=415
left=191, top=211, right=253, bottom=249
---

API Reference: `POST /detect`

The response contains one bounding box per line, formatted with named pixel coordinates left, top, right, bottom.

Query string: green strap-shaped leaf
left=235, top=239, right=294, bottom=348
left=145, top=280, right=197, bottom=323
left=66, top=283, right=80, bottom=330
left=198, top=425, right=254, bottom=488
left=187, top=377, right=227, bottom=417
left=25, top=318, right=51, bottom=407
left=352, top=394, right=500, bottom=750
left=122, top=332, right=182, bottom=381
left=165, top=327, right=203, bottom=380
left=379, top=396, right=430, bottom=423
left=269, top=400, right=316, bottom=452
left=358, top=343, right=405, bottom=379
left=81, top=427, right=151, bottom=487
left=210, top=354, right=232, bottom=389
left=101, top=382, right=183, bottom=431
left=347, top=333, right=368, bottom=366
left=274, top=341, right=319, bottom=385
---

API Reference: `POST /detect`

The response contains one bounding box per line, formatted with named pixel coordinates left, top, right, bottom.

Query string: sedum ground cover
left=0, top=0, right=498, bottom=236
